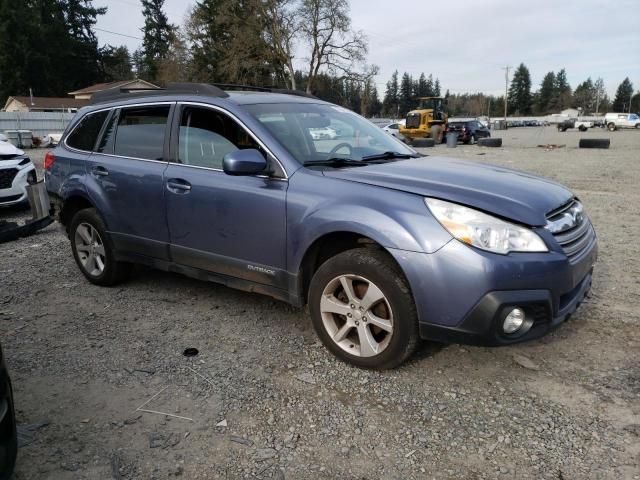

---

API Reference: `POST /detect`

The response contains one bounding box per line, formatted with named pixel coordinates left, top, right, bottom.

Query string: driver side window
left=177, top=106, right=263, bottom=169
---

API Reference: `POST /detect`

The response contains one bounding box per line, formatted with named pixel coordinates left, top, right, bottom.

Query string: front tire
left=308, top=249, right=419, bottom=369
left=70, top=208, right=131, bottom=286
left=607, top=122, right=616, bottom=131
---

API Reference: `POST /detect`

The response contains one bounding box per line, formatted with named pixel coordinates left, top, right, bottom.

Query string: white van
left=604, top=113, right=640, bottom=131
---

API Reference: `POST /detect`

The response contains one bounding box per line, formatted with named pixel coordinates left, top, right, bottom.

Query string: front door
left=85, top=104, right=173, bottom=259
left=164, top=104, right=288, bottom=289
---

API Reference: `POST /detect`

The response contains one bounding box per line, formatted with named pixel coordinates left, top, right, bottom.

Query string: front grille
left=405, top=113, right=420, bottom=128
left=546, top=199, right=596, bottom=261
left=0, top=168, right=18, bottom=189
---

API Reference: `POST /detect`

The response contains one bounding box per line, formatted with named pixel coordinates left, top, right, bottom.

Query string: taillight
left=44, top=151, right=55, bottom=170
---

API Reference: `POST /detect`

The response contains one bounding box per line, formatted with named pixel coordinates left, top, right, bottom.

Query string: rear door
left=85, top=103, right=173, bottom=260
left=164, top=103, right=288, bottom=289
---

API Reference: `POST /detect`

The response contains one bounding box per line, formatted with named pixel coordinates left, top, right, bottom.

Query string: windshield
left=417, top=98, right=442, bottom=110
left=245, top=103, right=415, bottom=164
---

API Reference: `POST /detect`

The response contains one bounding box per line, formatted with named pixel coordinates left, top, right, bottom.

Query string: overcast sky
left=95, top=0, right=639, bottom=97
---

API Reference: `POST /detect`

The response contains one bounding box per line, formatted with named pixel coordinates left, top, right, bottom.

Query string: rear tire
left=578, top=125, right=587, bottom=132
left=69, top=208, right=131, bottom=286
left=308, top=248, right=419, bottom=369
left=607, top=122, right=616, bottom=131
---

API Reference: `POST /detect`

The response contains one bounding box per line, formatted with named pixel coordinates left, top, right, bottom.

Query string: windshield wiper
left=303, top=158, right=369, bottom=168
left=361, top=151, right=418, bottom=161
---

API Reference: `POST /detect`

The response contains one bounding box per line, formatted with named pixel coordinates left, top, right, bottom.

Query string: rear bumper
left=388, top=236, right=597, bottom=346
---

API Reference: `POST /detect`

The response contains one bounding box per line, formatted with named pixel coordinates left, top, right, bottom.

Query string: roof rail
left=213, top=83, right=318, bottom=99
left=90, top=82, right=229, bottom=105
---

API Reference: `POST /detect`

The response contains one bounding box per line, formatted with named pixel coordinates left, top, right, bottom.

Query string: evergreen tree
left=551, top=68, right=572, bottom=111
left=382, top=70, right=399, bottom=117
left=140, top=0, right=174, bottom=81
left=433, top=78, right=441, bottom=96
left=612, top=77, right=634, bottom=112
left=101, top=45, right=133, bottom=81
left=425, top=74, right=434, bottom=96
left=414, top=73, right=427, bottom=97
left=399, top=72, right=413, bottom=116
left=631, top=92, right=640, bottom=114
left=0, top=0, right=106, bottom=102
left=536, top=71, right=555, bottom=114
left=507, top=63, right=532, bottom=115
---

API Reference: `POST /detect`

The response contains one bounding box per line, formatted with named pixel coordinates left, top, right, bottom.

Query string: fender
left=286, top=170, right=453, bottom=273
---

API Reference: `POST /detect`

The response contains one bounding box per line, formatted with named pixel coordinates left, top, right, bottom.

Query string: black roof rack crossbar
left=213, top=83, right=272, bottom=92
left=213, top=83, right=318, bottom=99
left=90, top=82, right=229, bottom=105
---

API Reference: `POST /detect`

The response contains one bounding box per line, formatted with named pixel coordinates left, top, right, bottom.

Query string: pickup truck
left=557, top=118, right=593, bottom=132
left=604, top=113, right=640, bottom=131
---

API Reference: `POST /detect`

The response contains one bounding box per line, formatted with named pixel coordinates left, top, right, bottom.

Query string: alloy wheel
left=319, top=274, right=394, bottom=357
left=74, top=222, right=106, bottom=277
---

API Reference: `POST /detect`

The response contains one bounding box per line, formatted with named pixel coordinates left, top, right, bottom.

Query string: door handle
left=91, top=166, right=109, bottom=177
left=166, top=179, right=192, bottom=193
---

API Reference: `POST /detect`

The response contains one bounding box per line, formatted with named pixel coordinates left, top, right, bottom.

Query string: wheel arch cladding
left=60, top=194, right=95, bottom=229
left=297, top=231, right=407, bottom=304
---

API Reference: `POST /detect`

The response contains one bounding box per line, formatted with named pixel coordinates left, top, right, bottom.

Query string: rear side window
left=66, top=110, right=108, bottom=151
left=113, top=106, right=170, bottom=160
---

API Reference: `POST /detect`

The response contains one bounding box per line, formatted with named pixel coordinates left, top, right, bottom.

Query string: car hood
left=0, top=140, right=23, bottom=157
left=322, top=157, right=573, bottom=226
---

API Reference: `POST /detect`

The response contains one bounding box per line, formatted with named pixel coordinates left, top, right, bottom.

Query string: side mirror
left=223, top=149, right=267, bottom=176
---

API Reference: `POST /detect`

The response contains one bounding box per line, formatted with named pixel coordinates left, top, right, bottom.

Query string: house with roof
left=2, top=96, right=89, bottom=113
left=68, top=79, right=160, bottom=100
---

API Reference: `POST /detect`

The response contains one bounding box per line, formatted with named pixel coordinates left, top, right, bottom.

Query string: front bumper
left=0, top=165, right=35, bottom=206
left=388, top=235, right=597, bottom=346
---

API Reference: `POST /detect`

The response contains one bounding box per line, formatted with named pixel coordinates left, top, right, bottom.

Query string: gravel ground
left=1, top=127, right=639, bottom=479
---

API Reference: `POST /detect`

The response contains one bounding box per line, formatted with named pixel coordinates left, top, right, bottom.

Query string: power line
left=94, top=27, right=142, bottom=41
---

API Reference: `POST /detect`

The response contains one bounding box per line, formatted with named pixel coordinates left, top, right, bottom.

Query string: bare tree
left=298, top=0, right=373, bottom=94
left=262, top=0, right=299, bottom=89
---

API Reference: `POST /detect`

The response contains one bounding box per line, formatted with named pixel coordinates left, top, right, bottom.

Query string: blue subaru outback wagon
left=45, top=83, right=597, bottom=369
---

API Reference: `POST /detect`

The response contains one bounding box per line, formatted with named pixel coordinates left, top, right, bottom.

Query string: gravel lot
left=1, top=127, right=639, bottom=479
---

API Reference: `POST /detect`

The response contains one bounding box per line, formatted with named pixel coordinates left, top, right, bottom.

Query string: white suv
left=0, top=140, right=37, bottom=207
left=604, top=112, right=640, bottom=131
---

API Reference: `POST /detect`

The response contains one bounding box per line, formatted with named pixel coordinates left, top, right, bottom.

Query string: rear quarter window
left=113, top=106, right=170, bottom=161
left=66, top=110, right=109, bottom=151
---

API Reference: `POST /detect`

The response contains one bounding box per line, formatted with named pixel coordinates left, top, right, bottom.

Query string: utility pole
left=502, top=66, right=511, bottom=126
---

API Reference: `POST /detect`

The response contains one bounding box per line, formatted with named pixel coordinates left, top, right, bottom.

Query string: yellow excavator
left=399, top=97, right=448, bottom=144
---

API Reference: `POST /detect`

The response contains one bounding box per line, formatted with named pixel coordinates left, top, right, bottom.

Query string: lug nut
left=347, top=313, right=352, bottom=318
left=363, top=317, right=367, bottom=322
left=355, top=321, right=359, bottom=326
left=350, top=304, right=356, bottom=309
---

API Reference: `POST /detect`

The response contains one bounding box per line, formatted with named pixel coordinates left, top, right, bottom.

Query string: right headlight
left=425, top=198, right=548, bottom=255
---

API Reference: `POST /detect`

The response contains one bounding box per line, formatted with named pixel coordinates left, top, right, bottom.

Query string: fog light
left=503, top=308, right=525, bottom=334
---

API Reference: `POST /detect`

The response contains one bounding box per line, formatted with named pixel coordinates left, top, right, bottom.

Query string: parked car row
left=507, top=120, right=547, bottom=127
